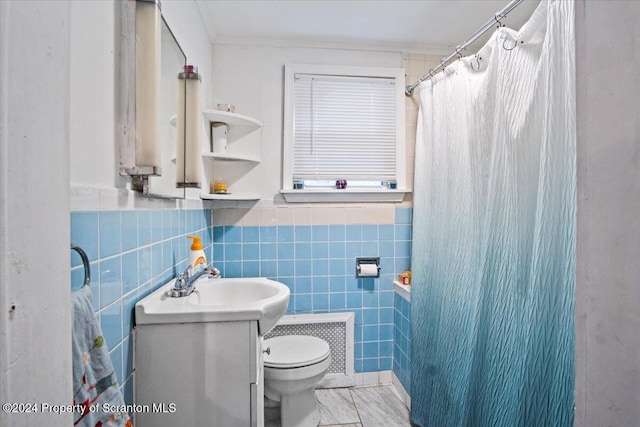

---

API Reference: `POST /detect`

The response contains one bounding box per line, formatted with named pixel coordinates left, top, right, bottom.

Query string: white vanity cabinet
left=135, top=320, right=264, bottom=427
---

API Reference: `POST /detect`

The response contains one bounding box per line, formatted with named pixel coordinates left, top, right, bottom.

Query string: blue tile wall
left=70, top=208, right=213, bottom=405
left=212, top=207, right=412, bottom=374
left=70, top=206, right=412, bottom=398
left=394, top=292, right=412, bottom=393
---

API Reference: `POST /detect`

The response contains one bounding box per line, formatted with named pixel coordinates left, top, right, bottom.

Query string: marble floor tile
left=317, top=388, right=361, bottom=425
left=264, top=385, right=409, bottom=427
left=350, top=386, right=411, bottom=427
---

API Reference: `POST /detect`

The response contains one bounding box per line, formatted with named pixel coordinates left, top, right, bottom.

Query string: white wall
left=70, top=1, right=118, bottom=189
left=0, top=1, right=72, bottom=425
left=211, top=43, right=404, bottom=202
left=162, top=1, right=214, bottom=111
left=575, top=1, right=640, bottom=425
left=70, top=0, right=213, bottom=209
left=0, top=0, right=213, bottom=423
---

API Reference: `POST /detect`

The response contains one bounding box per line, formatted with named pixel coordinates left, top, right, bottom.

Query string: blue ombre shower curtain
left=411, top=1, right=575, bottom=426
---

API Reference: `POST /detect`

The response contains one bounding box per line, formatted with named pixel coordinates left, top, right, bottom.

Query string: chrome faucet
left=170, top=265, right=221, bottom=297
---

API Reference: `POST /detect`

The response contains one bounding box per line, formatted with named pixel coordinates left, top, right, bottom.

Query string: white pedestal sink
left=134, top=277, right=290, bottom=427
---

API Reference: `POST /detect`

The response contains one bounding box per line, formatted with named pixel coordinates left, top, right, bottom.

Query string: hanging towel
left=72, top=285, right=131, bottom=427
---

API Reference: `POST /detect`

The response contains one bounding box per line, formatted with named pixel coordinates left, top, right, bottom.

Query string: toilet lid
left=263, top=335, right=330, bottom=368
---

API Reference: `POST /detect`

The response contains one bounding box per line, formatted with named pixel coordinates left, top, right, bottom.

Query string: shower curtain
left=411, top=1, right=575, bottom=426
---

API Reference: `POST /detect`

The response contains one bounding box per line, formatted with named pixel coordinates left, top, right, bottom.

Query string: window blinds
left=292, top=74, right=396, bottom=182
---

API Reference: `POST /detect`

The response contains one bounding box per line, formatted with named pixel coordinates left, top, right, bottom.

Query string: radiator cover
left=264, top=312, right=355, bottom=388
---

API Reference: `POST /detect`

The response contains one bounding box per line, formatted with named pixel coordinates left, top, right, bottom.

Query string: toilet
left=263, top=335, right=331, bottom=427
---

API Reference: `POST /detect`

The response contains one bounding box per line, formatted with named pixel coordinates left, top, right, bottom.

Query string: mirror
left=146, top=16, right=186, bottom=198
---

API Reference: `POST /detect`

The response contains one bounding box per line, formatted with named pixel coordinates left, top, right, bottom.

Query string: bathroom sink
left=135, top=277, right=290, bottom=335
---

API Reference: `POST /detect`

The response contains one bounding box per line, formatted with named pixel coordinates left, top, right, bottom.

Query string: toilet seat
left=264, top=335, right=330, bottom=369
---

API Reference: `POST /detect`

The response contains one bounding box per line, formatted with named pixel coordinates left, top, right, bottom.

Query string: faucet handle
left=183, top=265, right=195, bottom=278
left=172, top=274, right=187, bottom=293
left=173, top=265, right=194, bottom=290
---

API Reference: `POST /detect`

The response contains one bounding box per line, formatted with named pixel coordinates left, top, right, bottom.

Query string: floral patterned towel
left=72, top=285, right=132, bottom=426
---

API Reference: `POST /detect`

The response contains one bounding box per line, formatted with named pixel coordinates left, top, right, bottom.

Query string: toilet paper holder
left=355, top=257, right=381, bottom=278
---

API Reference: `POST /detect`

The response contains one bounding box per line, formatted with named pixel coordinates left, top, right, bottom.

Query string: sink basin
left=135, top=277, right=290, bottom=335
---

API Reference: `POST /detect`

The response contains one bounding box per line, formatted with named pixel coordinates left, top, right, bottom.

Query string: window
left=282, top=64, right=407, bottom=203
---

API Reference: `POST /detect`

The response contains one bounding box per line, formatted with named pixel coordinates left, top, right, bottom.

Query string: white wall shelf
left=202, top=152, right=260, bottom=164
left=201, top=193, right=260, bottom=201
left=202, top=109, right=262, bottom=129
left=393, top=280, right=412, bottom=302
left=200, top=109, right=263, bottom=202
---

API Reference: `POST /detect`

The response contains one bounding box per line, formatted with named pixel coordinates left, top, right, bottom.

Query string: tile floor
left=265, top=385, right=411, bottom=427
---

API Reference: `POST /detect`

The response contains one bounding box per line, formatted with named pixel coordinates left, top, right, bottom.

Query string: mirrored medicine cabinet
left=117, top=0, right=189, bottom=199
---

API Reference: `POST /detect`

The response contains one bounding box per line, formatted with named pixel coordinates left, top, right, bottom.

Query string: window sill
left=280, top=188, right=410, bottom=203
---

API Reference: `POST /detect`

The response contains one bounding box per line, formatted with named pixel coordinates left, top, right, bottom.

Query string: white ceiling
left=195, top=0, right=542, bottom=53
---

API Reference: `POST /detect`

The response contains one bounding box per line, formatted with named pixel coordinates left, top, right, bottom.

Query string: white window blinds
left=292, top=74, right=396, bottom=182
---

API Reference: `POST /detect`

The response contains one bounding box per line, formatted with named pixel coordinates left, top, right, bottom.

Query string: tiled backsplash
left=212, top=206, right=413, bottom=373
left=70, top=208, right=214, bottom=406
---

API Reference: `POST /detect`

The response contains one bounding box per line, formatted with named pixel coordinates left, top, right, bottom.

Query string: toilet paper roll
left=359, top=264, right=378, bottom=277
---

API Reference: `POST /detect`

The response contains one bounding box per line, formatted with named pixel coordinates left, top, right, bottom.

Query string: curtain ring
left=470, top=55, right=481, bottom=71
left=443, top=66, right=456, bottom=77
left=455, top=45, right=463, bottom=60
left=503, top=37, right=518, bottom=51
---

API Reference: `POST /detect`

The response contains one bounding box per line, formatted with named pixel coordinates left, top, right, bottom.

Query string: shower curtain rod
left=405, top=0, right=524, bottom=96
